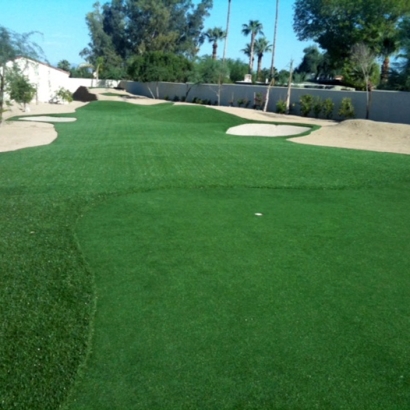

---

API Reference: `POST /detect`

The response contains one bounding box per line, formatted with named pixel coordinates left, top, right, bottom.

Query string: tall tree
left=254, top=37, right=272, bottom=80
left=0, top=26, right=43, bottom=123
left=293, top=0, right=410, bottom=66
left=222, top=0, right=232, bottom=62
left=269, top=0, right=279, bottom=80
left=83, top=0, right=213, bottom=66
left=349, top=43, right=377, bottom=119
left=205, top=27, right=226, bottom=60
left=263, top=0, right=279, bottom=112
left=296, top=45, right=324, bottom=79
left=80, top=2, right=123, bottom=77
left=242, top=20, right=264, bottom=74
left=57, top=59, right=71, bottom=72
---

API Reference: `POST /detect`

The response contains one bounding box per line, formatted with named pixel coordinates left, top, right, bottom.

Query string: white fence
left=121, top=81, right=410, bottom=125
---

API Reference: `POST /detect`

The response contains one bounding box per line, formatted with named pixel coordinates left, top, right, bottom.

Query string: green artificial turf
left=0, top=101, right=409, bottom=409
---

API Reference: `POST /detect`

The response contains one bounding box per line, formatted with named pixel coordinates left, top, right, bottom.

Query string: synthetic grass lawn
left=0, top=101, right=409, bottom=409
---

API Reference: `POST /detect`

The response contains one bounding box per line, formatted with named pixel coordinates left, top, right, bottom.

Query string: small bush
left=276, top=99, right=287, bottom=114
left=312, top=97, right=323, bottom=118
left=180, top=96, right=186, bottom=102
left=56, top=87, right=73, bottom=103
left=299, top=94, right=314, bottom=117
left=254, top=93, right=264, bottom=110
left=322, top=98, right=335, bottom=119
left=338, top=98, right=355, bottom=119
left=173, top=95, right=180, bottom=102
left=237, top=98, right=245, bottom=107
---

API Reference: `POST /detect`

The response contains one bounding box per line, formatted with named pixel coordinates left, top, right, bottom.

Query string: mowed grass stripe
left=0, top=101, right=409, bottom=409
left=69, top=188, right=410, bottom=409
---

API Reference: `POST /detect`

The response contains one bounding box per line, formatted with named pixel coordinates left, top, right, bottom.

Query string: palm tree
left=254, top=37, right=272, bottom=80
left=380, top=35, right=399, bottom=83
left=264, top=0, right=279, bottom=112
left=269, top=0, right=280, bottom=81
left=242, top=20, right=264, bottom=74
left=205, top=27, right=226, bottom=60
left=222, top=0, right=232, bottom=62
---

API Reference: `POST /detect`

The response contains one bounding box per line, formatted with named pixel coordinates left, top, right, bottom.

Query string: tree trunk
left=249, top=33, right=255, bottom=74
left=264, top=0, right=280, bottom=112
left=222, top=0, right=232, bottom=62
left=257, top=55, right=263, bottom=81
left=0, top=71, right=5, bottom=124
left=381, top=56, right=390, bottom=83
left=212, top=42, right=218, bottom=60
left=285, top=60, right=293, bottom=114
left=269, top=0, right=279, bottom=80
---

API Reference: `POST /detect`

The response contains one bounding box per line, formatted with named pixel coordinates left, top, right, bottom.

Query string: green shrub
left=55, top=87, right=73, bottom=103
left=276, top=99, right=287, bottom=114
left=312, top=97, right=323, bottom=118
left=322, top=98, right=335, bottom=119
left=254, top=93, right=264, bottom=110
left=299, top=94, right=314, bottom=117
left=173, top=95, right=180, bottom=102
left=338, top=98, right=355, bottom=119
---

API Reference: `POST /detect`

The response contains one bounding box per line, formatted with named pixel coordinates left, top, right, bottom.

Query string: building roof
left=13, top=56, right=70, bottom=75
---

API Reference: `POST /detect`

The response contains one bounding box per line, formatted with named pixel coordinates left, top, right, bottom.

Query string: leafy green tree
left=242, top=20, right=264, bottom=74
left=191, top=55, right=230, bottom=85
left=384, top=17, right=410, bottom=89
left=343, top=43, right=379, bottom=119
left=6, top=67, right=36, bottom=110
left=0, top=26, right=43, bottom=122
left=82, top=0, right=213, bottom=68
left=57, top=59, right=71, bottom=72
left=69, top=65, right=94, bottom=79
left=293, top=0, right=410, bottom=67
left=296, top=45, right=323, bottom=79
left=225, top=58, right=248, bottom=82
left=205, top=27, right=226, bottom=60
left=80, top=2, right=124, bottom=78
left=128, top=51, right=192, bottom=83
left=254, top=37, right=272, bottom=81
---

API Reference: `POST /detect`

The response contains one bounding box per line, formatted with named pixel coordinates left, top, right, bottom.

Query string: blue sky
left=0, top=0, right=312, bottom=71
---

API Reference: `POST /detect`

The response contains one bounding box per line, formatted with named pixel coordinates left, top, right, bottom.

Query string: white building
left=7, top=57, right=70, bottom=103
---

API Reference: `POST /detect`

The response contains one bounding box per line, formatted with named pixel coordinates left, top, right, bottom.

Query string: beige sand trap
left=19, top=116, right=76, bottom=123
left=210, top=106, right=410, bottom=155
left=227, top=123, right=310, bottom=137
left=209, top=105, right=337, bottom=127
left=0, top=101, right=86, bottom=153
left=289, top=119, right=410, bottom=155
left=92, top=88, right=168, bottom=105
left=0, top=121, right=57, bottom=152
left=2, top=94, right=410, bottom=155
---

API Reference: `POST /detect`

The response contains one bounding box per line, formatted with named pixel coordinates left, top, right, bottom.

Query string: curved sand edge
left=0, top=121, right=57, bottom=153
left=210, top=106, right=410, bottom=155
left=0, top=101, right=88, bottom=153
left=2, top=97, right=410, bottom=155
left=227, top=123, right=310, bottom=137
left=288, top=119, right=410, bottom=155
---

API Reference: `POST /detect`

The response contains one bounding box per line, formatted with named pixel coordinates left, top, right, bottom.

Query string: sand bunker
left=227, top=123, right=310, bottom=137
left=19, top=116, right=76, bottom=123
left=0, top=121, right=56, bottom=152
left=289, top=119, right=410, bottom=155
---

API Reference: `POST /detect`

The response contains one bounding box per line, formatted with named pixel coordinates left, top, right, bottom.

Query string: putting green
left=69, top=187, right=410, bottom=409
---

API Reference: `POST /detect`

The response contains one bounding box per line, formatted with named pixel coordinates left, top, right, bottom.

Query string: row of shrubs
left=276, top=95, right=355, bottom=120
left=159, top=92, right=356, bottom=120
left=299, top=95, right=355, bottom=119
